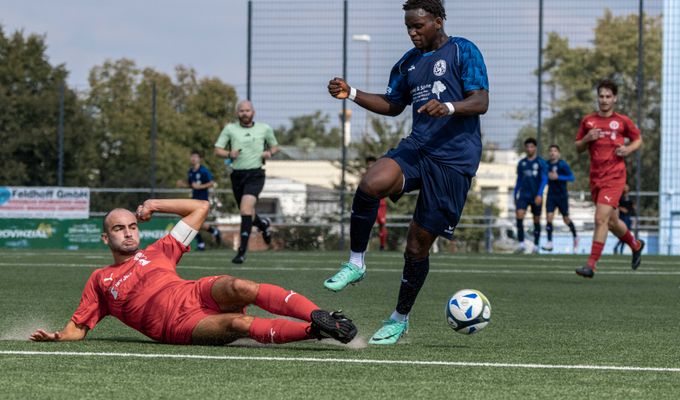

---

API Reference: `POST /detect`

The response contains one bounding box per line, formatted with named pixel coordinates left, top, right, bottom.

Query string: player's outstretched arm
left=29, top=321, right=88, bottom=342
left=328, top=77, right=405, bottom=117
left=136, top=199, right=209, bottom=231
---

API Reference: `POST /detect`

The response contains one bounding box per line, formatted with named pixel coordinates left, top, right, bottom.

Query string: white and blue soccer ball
left=446, top=289, right=491, bottom=334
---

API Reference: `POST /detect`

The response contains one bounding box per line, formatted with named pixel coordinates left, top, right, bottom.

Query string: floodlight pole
left=340, top=0, right=348, bottom=250
left=150, top=82, right=158, bottom=198
left=635, top=0, right=644, bottom=238
left=57, top=83, right=65, bottom=186
left=537, top=0, right=544, bottom=153
left=247, top=0, right=252, bottom=101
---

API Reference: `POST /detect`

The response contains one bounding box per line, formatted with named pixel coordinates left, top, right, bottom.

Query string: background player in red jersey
left=29, top=198, right=356, bottom=345
left=574, top=79, right=644, bottom=278
left=366, top=157, right=388, bottom=251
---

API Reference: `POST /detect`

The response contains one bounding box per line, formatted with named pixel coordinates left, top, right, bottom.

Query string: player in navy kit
left=542, top=144, right=579, bottom=252
left=325, top=0, right=489, bottom=344
left=176, top=150, right=221, bottom=250
left=514, top=138, right=548, bottom=253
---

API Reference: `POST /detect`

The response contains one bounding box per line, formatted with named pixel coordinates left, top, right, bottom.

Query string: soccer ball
left=445, top=289, right=491, bottom=334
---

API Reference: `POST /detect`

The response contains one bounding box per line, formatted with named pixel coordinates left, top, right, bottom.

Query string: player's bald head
left=103, top=208, right=136, bottom=233
left=237, top=100, right=254, bottom=112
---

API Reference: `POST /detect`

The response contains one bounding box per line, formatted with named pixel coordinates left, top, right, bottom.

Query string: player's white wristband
left=348, top=87, right=357, bottom=101
left=171, top=220, right=199, bottom=247
left=444, top=102, right=455, bottom=115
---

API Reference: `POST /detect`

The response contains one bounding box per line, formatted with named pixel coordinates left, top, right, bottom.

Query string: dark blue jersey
left=514, top=156, right=548, bottom=200
left=385, top=37, right=489, bottom=176
left=188, top=165, right=213, bottom=201
left=547, top=159, right=574, bottom=198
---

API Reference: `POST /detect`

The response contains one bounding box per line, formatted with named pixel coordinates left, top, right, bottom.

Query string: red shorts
left=591, top=180, right=624, bottom=208
left=163, top=276, right=224, bottom=345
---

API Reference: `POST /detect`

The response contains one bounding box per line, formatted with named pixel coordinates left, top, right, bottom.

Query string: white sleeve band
left=348, top=87, right=357, bottom=101
left=444, top=102, right=456, bottom=115
left=171, top=220, right=199, bottom=247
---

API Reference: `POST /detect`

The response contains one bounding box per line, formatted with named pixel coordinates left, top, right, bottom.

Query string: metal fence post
left=635, top=0, right=644, bottom=238
left=339, top=0, right=348, bottom=251
left=150, top=82, right=157, bottom=198
left=57, top=83, right=65, bottom=186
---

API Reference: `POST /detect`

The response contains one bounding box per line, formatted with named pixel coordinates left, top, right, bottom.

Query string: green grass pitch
left=1, top=249, right=679, bottom=399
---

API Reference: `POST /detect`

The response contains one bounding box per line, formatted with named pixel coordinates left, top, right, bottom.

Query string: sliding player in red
left=574, top=80, right=644, bottom=278
left=30, top=198, right=356, bottom=345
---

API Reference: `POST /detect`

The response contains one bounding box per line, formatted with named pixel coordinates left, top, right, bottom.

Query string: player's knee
left=405, top=241, right=428, bottom=259
left=230, top=278, right=258, bottom=303
left=594, top=215, right=609, bottom=227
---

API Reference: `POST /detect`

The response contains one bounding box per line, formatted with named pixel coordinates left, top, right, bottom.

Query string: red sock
left=587, top=241, right=605, bottom=269
left=255, top=283, right=319, bottom=322
left=619, top=230, right=641, bottom=251
left=248, top=318, right=313, bottom=344
left=379, top=226, right=388, bottom=248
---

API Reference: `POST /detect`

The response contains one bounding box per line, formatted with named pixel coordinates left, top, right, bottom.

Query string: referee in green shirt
left=214, top=100, right=279, bottom=264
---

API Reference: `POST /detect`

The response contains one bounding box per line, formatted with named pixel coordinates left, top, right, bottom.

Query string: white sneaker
left=573, top=236, right=580, bottom=253
left=541, top=241, right=554, bottom=251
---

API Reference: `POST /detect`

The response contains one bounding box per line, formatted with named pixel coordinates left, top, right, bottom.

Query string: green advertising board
left=0, top=218, right=179, bottom=250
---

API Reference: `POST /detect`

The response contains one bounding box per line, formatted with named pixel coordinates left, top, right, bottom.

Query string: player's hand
left=262, top=150, right=272, bottom=160
left=548, top=171, right=558, bottom=180
left=29, top=329, right=59, bottom=342
left=191, top=182, right=201, bottom=189
left=615, top=145, right=631, bottom=157
left=584, top=128, right=600, bottom=142
left=534, top=196, right=543, bottom=206
left=417, top=99, right=450, bottom=118
left=136, top=201, right=153, bottom=222
left=328, top=77, right=350, bottom=99
left=229, top=149, right=240, bottom=159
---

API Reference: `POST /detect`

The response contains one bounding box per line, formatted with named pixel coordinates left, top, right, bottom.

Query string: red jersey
left=71, top=235, right=198, bottom=343
left=576, top=112, right=640, bottom=184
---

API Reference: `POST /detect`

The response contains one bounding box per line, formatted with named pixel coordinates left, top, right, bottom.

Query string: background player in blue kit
left=542, top=144, right=579, bottom=252
left=514, top=138, right=548, bottom=254
left=176, top=150, right=221, bottom=250
left=325, top=0, right=489, bottom=344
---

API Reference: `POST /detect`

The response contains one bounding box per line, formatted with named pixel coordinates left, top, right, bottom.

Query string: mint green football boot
left=368, top=319, right=409, bottom=345
left=323, top=262, right=365, bottom=292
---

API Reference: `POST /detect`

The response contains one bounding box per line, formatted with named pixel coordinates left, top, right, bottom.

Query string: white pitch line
left=0, top=350, right=678, bottom=373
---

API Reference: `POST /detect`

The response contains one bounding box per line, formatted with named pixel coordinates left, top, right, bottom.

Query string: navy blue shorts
left=515, top=195, right=542, bottom=216
left=385, top=140, right=472, bottom=240
left=546, top=194, right=569, bottom=216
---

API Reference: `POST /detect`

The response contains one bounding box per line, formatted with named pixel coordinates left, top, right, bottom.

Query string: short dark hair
left=365, top=156, right=377, bottom=163
left=524, top=138, right=537, bottom=146
left=597, top=79, right=618, bottom=96
left=102, top=208, right=129, bottom=233
left=191, top=149, right=202, bottom=158
left=549, top=144, right=560, bottom=151
left=402, top=0, right=446, bottom=20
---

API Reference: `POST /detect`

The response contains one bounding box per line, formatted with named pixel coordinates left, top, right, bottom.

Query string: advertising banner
left=0, top=187, right=90, bottom=219
left=0, top=218, right=177, bottom=250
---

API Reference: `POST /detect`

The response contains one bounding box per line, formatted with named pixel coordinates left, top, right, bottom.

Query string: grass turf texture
left=1, top=249, right=679, bottom=399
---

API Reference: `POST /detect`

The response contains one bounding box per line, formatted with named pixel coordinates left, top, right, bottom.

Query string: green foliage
left=274, top=111, right=341, bottom=147
left=0, top=27, right=97, bottom=186
left=515, top=11, right=662, bottom=211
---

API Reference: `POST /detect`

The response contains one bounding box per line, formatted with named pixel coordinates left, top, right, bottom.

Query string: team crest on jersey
left=609, top=121, right=620, bottom=130
left=433, top=59, right=447, bottom=76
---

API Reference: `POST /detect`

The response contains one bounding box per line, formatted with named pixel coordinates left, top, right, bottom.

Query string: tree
left=0, top=26, right=97, bottom=186
left=515, top=11, right=662, bottom=214
left=274, top=111, right=341, bottom=147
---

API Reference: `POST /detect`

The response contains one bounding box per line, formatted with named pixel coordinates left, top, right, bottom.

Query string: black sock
left=207, top=226, right=217, bottom=235
left=546, top=222, right=553, bottom=241
left=253, top=214, right=267, bottom=231
left=533, top=222, right=541, bottom=246
left=239, top=215, right=253, bottom=254
left=568, top=221, right=577, bottom=237
left=196, top=233, right=205, bottom=245
left=516, top=219, right=524, bottom=243
left=396, top=255, right=430, bottom=315
left=350, top=188, right=380, bottom=252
